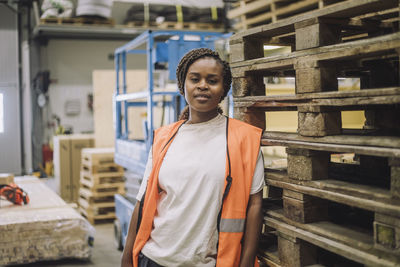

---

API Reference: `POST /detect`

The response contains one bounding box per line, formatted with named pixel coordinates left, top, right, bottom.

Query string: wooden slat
left=231, top=32, right=400, bottom=75
left=265, top=209, right=400, bottom=266
left=79, top=183, right=125, bottom=197
left=227, top=0, right=273, bottom=19
left=231, top=0, right=397, bottom=41
left=266, top=171, right=400, bottom=217
left=258, top=254, right=281, bottom=267
left=237, top=0, right=320, bottom=29
left=267, top=208, right=373, bottom=250
left=81, top=148, right=115, bottom=165
left=265, top=215, right=400, bottom=267
left=262, top=131, right=400, bottom=156
left=234, top=87, right=400, bottom=110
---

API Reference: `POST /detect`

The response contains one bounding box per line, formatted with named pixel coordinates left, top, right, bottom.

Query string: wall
left=0, top=5, right=22, bottom=174
left=40, top=39, right=147, bottom=142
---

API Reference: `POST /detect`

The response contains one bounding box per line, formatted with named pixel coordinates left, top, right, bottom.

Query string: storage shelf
left=33, top=23, right=227, bottom=41
left=33, top=24, right=145, bottom=40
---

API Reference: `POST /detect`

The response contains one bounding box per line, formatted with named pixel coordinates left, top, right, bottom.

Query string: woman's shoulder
left=228, top=117, right=263, bottom=133
left=155, top=120, right=186, bottom=135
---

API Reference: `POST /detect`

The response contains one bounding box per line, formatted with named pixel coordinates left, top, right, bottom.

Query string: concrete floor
left=16, top=223, right=123, bottom=267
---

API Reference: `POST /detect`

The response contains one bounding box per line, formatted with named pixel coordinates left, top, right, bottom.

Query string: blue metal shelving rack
left=113, top=30, right=228, bottom=176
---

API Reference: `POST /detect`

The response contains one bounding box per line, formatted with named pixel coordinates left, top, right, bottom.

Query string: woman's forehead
left=187, top=57, right=223, bottom=73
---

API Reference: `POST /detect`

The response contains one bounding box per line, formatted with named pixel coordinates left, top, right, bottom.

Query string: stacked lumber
left=78, top=148, right=125, bottom=224
left=227, top=0, right=398, bottom=30
left=0, top=176, right=94, bottom=265
left=230, top=0, right=400, bottom=266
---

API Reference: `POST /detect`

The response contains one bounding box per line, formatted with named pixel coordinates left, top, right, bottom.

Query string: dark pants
left=138, top=252, right=164, bottom=267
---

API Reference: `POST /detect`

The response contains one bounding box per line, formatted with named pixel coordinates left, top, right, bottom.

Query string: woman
left=121, top=48, right=264, bottom=267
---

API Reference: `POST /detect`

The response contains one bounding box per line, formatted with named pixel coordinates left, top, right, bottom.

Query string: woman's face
left=184, top=57, right=224, bottom=118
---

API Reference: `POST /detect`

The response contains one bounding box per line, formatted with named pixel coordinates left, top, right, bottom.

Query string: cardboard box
left=53, top=134, right=94, bottom=202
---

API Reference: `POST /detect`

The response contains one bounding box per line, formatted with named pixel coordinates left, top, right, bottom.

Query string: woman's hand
left=120, top=201, right=141, bottom=267
left=121, top=251, right=133, bottom=267
left=239, top=191, right=263, bottom=267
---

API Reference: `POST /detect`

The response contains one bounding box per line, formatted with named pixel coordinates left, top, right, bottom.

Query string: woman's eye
left=209, top=80, right=217, bottom=84
left=190, top=78, right=199, bottom=83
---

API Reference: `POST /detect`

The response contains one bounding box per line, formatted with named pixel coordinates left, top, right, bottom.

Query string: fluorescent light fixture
left=263, top=45, right=284, bottom=50
left=0, top=93, right=3, bottom=133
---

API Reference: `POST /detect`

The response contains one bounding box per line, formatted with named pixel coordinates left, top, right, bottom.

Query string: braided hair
left=176, top=48, right=232, bottom=120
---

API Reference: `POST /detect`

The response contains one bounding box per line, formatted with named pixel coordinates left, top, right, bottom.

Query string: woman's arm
left=239, top=190, right=263, bottom=267
left=121, top=201, right=140, bottom=267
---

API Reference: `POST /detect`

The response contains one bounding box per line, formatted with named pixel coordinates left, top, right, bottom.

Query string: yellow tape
left=211, top=6, right=218, bottom=21
left=176, top=5, right=183, bottom=23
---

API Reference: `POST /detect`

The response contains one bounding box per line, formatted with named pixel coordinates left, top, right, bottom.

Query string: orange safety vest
left=132, top=117, right=262, bottom=267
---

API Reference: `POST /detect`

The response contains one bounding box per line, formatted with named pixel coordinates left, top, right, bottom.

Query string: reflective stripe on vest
left=132, top=118, right=262, bottom=267
left=220, top=218, right=245, bottom=233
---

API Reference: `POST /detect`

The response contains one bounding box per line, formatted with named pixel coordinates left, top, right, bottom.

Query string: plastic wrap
left=0, top=177, right=95, bottom=265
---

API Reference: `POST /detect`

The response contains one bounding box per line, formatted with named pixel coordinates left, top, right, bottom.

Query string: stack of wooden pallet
left=230, top=0, right=400, bottom=266
left=227, top=0, right=398, bottom=30
left=78, top=148, right=125, bottom=224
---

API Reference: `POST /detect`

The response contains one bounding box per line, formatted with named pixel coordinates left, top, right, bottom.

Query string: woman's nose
left=197, top=79, right=208, bottom=90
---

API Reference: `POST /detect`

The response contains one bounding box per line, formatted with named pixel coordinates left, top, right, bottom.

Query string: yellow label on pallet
left=211, top=6, right=218, bottom=21
left=176, top=5, right=183, bottom=23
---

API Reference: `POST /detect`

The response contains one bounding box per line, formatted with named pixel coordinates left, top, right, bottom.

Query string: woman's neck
left=187, top=109, right=219, bottom=124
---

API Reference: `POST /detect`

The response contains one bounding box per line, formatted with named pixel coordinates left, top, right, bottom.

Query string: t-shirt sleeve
left=136, top=147, right=153, bottom=201
left=250, top=148, right=265, bottom=195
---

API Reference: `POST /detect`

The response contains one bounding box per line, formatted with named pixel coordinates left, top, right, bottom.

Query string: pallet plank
left=262, top=131, right=400, bottom=157
left=231, top=0, right=397, bottom=41
left=234, top=87, right=400, bottom=110
left=231, top=32, right=400, bottom=76
left=265, top=214, right=400, bottom=267
left=266, top=171, right=400, bottom=217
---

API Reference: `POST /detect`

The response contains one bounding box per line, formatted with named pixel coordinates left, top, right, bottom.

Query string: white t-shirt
left=136, top=114, right=264, bottom=267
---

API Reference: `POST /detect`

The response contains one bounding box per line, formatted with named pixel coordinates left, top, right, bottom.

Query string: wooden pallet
left=40, top=17, right=115, bottom=26
left=231, top=0, right=400, bottom=265
left=79, top=181, right=125, bottom=198
left=260, top=204, right=400, bottom=266
left=157, top=21, right=224, bottom=30
left=228, top=0, right=347, bottom=30
left=80, top=170, right=124, bottom=187
left=81, top=148, right=116, bottom=165
left=230, top=1, right=400, bottom=137
left=78, top=192, right=115, bottom=208
left=81, top=161, right=124, bottom=174
left=78, top=179, right=118, bottom=224
left=79, top=206, right=115, bottom=225
left=126, top=20, right=224, bottom=30
left=228, top=0, right=398, bottom=30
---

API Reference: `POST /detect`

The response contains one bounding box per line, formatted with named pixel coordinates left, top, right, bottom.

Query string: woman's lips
left=194, top=94, right=211, bottom=101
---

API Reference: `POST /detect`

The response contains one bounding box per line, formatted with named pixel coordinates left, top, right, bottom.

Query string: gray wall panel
left=0, top=5, right=22, bottom=174
left=0, top=5, right=18, bottom=85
